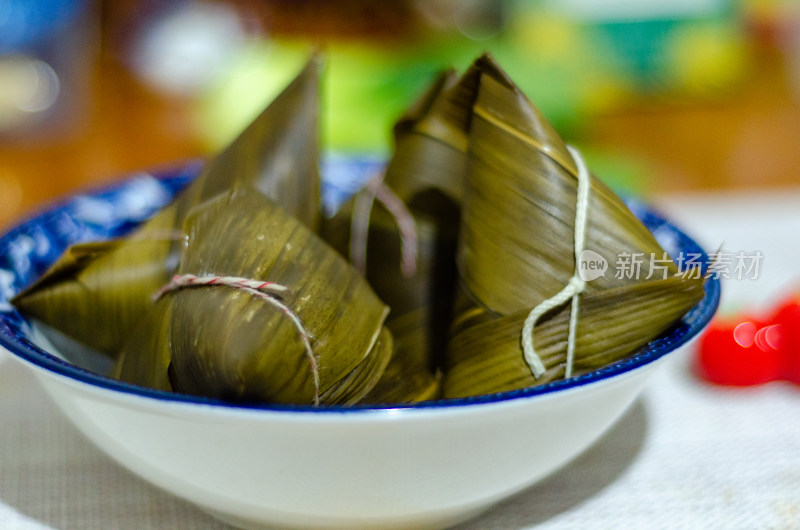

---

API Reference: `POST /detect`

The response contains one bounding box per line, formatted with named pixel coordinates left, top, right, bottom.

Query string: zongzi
left=442, top=54, right=705, bottom=396
left=13, top=57, right=323, bottom=356
left=116, top=189, right=392, bottom=406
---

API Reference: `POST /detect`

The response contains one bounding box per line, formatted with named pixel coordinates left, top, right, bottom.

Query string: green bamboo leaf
left=320, top=68, right=480, bottom=398
left=112, top=297, right=174, bottom=392
left=458, top=54, right=678, bottom=317
left=13, top=57, right=323, bottom=357
left=117, top=189, right=390, bottom=405
left=361, top=331, right=441, bottom=405
left=321, top=327, right=394, bottom=405
left=444, top=275, right=705, bottom=398
left=444, top=54, right=706, bottom=398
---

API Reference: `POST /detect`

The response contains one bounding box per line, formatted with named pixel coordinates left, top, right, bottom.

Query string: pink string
left=154, top=274, right=320, bottom=406
left=153, top=274, right=288, bottom=300
left=350, top=172, right=418, bottom=278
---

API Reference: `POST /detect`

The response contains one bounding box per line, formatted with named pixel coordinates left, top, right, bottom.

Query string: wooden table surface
left=587, top=47, right=800, bottom=193
left=0, top=57, right=203, bottom=230
left=1, top=47, right=799, bottom=230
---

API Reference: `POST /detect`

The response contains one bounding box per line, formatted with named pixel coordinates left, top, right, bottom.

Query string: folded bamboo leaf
left=361, top=328, right=441, bottom=405
left=116, top=189, right=391, bottom=405
left=443, top=54, right=707, bottom=398
left=13, top=57, right=323, bottom=356
left=320, top=66, right=484, bottom=393
left=116, top=283, right=398, bottom=406
left=444, top=275, right=705, bottom=398
left=443, top=55, right=704, bottom=401
left=458, top=54, right=678, bottom=316
left=381, top=68, right=471, bottom=204
left=320, top=327, right=394, bottom=405
left=112, top=297, right=174, bottom=392
left=16, top=209, right=184, bottom=355
left=20, top=240, right=123, bottom=289
left=360, top=298, right=443, bottom=403
left=11, top=240, right=123, bottom=328
left=187, top=55, right=322, bottom=229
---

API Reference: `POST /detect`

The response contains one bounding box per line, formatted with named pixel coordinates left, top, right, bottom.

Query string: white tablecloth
left=2, top=189, right=799, bottom=529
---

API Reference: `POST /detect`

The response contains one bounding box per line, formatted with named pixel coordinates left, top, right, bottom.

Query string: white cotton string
left=521, top=146, right=591, bottom=379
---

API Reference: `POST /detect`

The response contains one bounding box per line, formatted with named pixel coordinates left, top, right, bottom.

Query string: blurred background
left=0, top=0, right=798, bottom=229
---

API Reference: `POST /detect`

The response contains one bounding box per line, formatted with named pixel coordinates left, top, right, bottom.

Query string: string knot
left=521, top=146, right=591, bottom=380
left=567, top=276, right=585, bottom=294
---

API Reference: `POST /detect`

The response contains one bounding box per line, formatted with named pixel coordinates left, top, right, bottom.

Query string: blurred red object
left=696, top=298, right=800, bottom=386
left=770, top=299, right=800, bottom=382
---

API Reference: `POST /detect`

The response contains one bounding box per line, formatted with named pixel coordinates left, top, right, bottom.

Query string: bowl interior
left=0, top=158, right=720, bottom=412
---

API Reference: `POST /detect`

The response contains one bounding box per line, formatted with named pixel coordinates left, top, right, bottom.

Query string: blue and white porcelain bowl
left=0, top=159, right=719, bottom=529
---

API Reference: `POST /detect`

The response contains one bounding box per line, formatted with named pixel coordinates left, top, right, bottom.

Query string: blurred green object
left=195, top=0, right=749, bottom=154
left=194, top=35, right=584, bottom=154
left=577, top=145, right=653, bottom=197
left=197, top=41, right=443, bottom=154
left=510, top=0, right=749, bottom=104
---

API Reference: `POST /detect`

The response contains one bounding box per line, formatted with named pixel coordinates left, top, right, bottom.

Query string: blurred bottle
left=0, top=0, right=96, bottom=141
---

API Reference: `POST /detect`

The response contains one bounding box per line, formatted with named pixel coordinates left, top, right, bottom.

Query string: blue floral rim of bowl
left=0, top=158, right=720, bottom=413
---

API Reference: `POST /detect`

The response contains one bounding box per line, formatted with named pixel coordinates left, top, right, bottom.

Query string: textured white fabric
left=2, top=190, right=800, bottom=529
left=456, top=349, right=800, bottom=529
left=0, top=362, right=229, bottom=530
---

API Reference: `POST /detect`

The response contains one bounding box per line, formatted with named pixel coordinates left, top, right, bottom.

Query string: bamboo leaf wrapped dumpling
left=458, top=54, right=679, bottom=315
left=320, top=66, right=484, bottom=401
left=116, top=189, right=392, bottom=406
left=443, top=54, right=706, bottom=396
left=13, top=57, right=323, bottom=357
